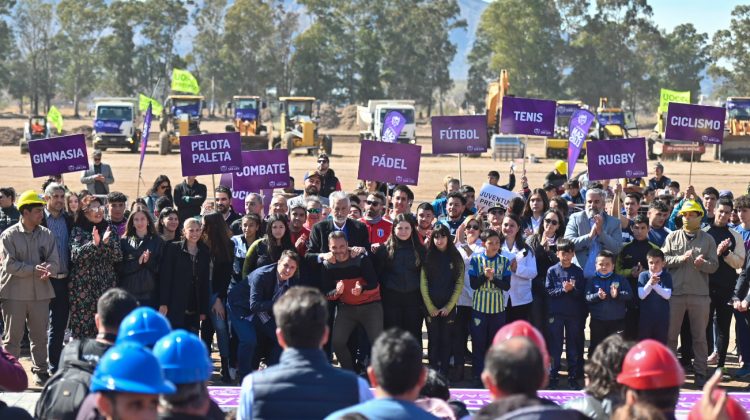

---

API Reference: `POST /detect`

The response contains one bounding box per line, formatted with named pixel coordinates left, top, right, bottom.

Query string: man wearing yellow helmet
left=0, top=190, right=61, bottom=386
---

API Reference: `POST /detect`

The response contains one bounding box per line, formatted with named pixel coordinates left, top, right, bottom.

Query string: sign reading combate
left=28, top=134, right=89, bottom=178
left=358, top=141, right=421, bottom=185
left=431, top=115, right=487, bottom=154
left=499, top=97, right=556, bottom=136
left=586, top=138, right=647, bottom=181
left=180, top=132, right=242, bottom=176
left=664, top=103, right=725, bottom=144
left=232, top=150, right=290, bottom=192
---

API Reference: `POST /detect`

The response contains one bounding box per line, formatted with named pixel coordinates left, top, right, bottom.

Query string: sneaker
left=735, top=366, right=750, bottom=379
left=568, top=378, right=582, bottom=390
left=547, top=378, right=559, bottom=390
left=33, top=371, right=50, bottom=386
left=707, top=352, right=718, bottom=365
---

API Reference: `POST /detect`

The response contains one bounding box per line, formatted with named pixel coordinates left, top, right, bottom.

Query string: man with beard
left=416, top=203, right=436, bottom=245
left=307, top=192, right=370, bottom=258
left=289, top=202, right=310, bottom=257
left=316, top=153, right=342, bottom=198
left=215, top=185, right=241, bottom=228
left=289, top=171, right=329, bottom=209
left=647, top=200, right=672, bottom=247
left=440, top=192, right=466, bottom=237
left=360, top=192, right=392, bottom=251
left=106, top=192, right=129, bottom=237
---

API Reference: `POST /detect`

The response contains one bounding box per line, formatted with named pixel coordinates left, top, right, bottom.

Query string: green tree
left=97, top=1, right=137, bottom=96
left=193, top=0, right=227, bottom=114
left=290, top=23, right=340, bottom=101
left=139, top=0, right=188, bottom=96
left=656, top=24, right=709, bottom=103
left=13, top=0, right=58, bottom=114
left=710, top=5, right=750, bottom=97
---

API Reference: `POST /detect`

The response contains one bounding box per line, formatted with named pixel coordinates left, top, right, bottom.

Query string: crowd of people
left=0, top=149, right=749, bottom=419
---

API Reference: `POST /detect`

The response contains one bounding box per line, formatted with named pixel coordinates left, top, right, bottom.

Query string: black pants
left=623, top=303, right=640, bottom=341
left=506, top=300, right=531, bottom=323
left=589, top=318, right=624, bottom=357
left=451, top=306, right=472, bottom=369
left=529, top=292, right=549, bottom=346
left=707, top=296, right=733, bottom=367
left=426, top=309, right=456, bottom=374
left=382, top=289, right=424, bottom=342
left=47, top=278, right=70, bottom=374
left=680, top=316, right=694, bottom=361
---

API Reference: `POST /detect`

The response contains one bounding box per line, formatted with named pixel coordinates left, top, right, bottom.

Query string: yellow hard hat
left=554, top=160, right=568, bottom=175
left=16, top=190, right=45, bottom=210
left=677, top=200, right=704, bottom=217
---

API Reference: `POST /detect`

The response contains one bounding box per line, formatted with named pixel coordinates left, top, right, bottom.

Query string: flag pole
left=688, top=142, right=695, bottom=186
left=458, top=153, right=463, bottom=185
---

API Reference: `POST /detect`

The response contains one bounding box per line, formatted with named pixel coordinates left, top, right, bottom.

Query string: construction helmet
left=16, top=190, right=45, bottom=211
left=688, top=389, right=749, bottom=420
left=493, top=320, right=550, bottom=368
left=116, top=307, right=172, bottom=348
left=554, top=160, right=568, bottom=176
left=617, top=339, right=685, bottom=390
left=90, top=342, right=176, bottom=394
left=677, top=200, right=704, bottom=218
left=152, top=330, right=212, bottom=385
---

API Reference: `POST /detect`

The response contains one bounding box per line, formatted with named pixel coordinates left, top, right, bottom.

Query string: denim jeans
left=208, top=293, right=230, bottom=358
left=227, top=305, right=257, bottom=381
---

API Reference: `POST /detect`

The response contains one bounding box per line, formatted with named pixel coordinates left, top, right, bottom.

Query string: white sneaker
left=229, top=367, right=237, bottom=381
left=707, top=352, right=718, bottom=365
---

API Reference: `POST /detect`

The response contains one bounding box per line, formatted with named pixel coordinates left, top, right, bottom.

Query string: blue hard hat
left=90, top=343, right=176, bottom=394
left=152, top=329, right=212, bottom=384
left=116, top=307, right=172, bottom=347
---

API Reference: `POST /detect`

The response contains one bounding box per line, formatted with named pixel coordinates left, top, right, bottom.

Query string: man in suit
left=307, top=191, right=371, bottom=261
left=80, top=149, right=115, bottom=195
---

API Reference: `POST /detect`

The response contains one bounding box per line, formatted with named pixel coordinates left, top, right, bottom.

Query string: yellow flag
left=139, top=94, right=163, bottom=115
left=48, top=106, right=63, bottom=134
left=171, top=68, right=200, bottom=94
left=659, top=89, right=690, bottom=113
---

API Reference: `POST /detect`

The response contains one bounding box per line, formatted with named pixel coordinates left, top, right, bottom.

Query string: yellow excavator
left=594, top=98, right=629, bottom=140
left=483, top=69, right=524, bottom=159
left=225, top=95, right=269, bottom=150
left=271, top=96, right=332, bottom=155
left=545, top=100, right=584, bottom=159
left=717, top=97, right=750, bottom=162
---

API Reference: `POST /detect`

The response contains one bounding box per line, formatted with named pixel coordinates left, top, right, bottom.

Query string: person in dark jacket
left=144, top=175, right=173, bottom=217
left=159, top=217, right=210, bottom=333
left=227, top=251, right=300, bottom=379
left=172, top=176, right=207, bottom=222
left=373, top=213, right=426, bottom=341
left=117, top=209, right=164, bottom=308
left=237, top=286, right=372, bottom=420
left=420, top=224, right=464, bottom=376
left=0, top=187, right=20, bottom=234
left=520, top=189, right=550, bottom=237
left=242, top=214, right=295, bottom=279
left=585, top=250, right=632, bottom=356
left=316, top=153, right=341, bottom=198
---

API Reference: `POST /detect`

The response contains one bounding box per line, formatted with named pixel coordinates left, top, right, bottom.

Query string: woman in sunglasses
left=68, top=195, right=123, bottom=338
left=526, top=208, right=567, bottom=338
left=144, top=175, right=173, bottom=216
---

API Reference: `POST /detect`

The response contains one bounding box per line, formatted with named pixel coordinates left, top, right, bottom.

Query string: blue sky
left=648, top=0, right=744, bottom=36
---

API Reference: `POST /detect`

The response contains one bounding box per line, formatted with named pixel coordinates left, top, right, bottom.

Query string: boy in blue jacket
left=637, top=248, right=672, bottom=344
left=586, top=250, right=632, bottom=356
left=545, top=238, right=585, bottom=390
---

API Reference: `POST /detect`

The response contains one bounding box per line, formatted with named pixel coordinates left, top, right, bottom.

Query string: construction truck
left=545, top=100, right=584, bottom=159
left=19, top=115, right=50, bottom=154
left=158, top=95, right=205, bottom=155
left=483, top=69, right=524, bottom=158
left=271, top=97, right=332, bottom=155
left=225, top=95, right=269, bottom=150
left=92, top=97, right=141, bottom=153
left=357, top=100, right=417, bottom=144
left=716, top=97, right=750, bottom=162
left=648, top=101, right=705, bottom=161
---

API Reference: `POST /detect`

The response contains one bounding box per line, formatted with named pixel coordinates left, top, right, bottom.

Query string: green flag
left=139, top=94, right=163, bottom=115
left=171, top=68, right=200, bottom=94
left=48, top=106, right=63, bottom=134
left=659, top=89, right=690, bottom=113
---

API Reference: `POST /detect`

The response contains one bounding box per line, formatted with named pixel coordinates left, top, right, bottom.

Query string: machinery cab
left=227, top=95, right=269, bottom=150
left=165, top=95, right=204, bottom=136
left=275, top=97, right=331, bottom=155
left=20, top=115, right=50, bottom=154
left=595, top=98, right=628, bottom=139
left=726, top=97, right=750, bottom=135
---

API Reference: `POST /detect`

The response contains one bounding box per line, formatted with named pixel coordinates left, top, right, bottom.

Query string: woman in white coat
left=499, top=213, right=538, bottom=322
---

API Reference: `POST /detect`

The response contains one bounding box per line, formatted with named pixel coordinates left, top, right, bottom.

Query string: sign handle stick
left=458, top=153, right=463, bottom=185
left=688, top=143, right=695, bottom=186
left=522, top=136, right=527, bottom=173
left=212, top=174, right=216, bottom=194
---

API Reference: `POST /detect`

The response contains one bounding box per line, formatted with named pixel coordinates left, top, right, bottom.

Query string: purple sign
left=232, top=150, right=290, bottom=191
left=567, top=109, right=595, bottom=178
left=358, top=141, right=421, bottom=185
left=382, top=111, right=406, bottom=143
left=587, top=138, right=647, bottom=181
left=665, top=102, right=725, bottom=144
left=28, top=134, right=89, bottom=178
left=93, top=119, right=122, bottom=134
left=431, top=115, right=488, bottom=154
left=139, top=105, right=152, bottom=173
left=180, top=132, right=242, bottom=177
left=220, top=169, right=276, bottom=216
left=500, top=96, right=556, bottom=136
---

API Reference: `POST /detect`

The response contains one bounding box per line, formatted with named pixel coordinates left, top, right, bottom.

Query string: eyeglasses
left=306, top=208, right=321, bottom=214
left=544, top=219, right=559, bottom=225
left=489, top=210, right=505, bottom=215
left=365, top=200, right=381, bottom=206
left=466, top=224, right=481, bottom=230
left=159, top=184, right=169, bottom=190
left=317, top=159, right=328, bottom=164
left=86, top=207, right=104, bottom=213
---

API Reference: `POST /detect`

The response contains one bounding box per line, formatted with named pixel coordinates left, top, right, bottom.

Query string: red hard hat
left=617, top=339, right=685, bottom=390
left=688, top=390, right=749, bottom=420
left=493, top=320, right=550, bottom=368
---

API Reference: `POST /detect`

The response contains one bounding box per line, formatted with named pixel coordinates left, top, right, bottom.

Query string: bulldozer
left=158, top=95, right=205, bottom=155
left=225, top=95, right=269, bottom=150
left=483, top=69, right=524, bottom=159
left=271, top=96, right=332, bottom=155
left=545, top=100, right=585, bottom=159
left=716, top=97, right=750, bottom=162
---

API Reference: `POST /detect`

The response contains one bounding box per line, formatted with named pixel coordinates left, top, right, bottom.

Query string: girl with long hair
left=157, top=207, right=182, bottom=243
left=117, top=209, right=164, bottom=308
left=241, top=214, right=294, bottom=278
left=521, top=188, right=550, bottom=236
left=145, top=175, right=173, bottom=215
left=499, top=213, right=538, bottom=323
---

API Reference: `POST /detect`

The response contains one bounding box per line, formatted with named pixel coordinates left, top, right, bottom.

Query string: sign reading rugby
left=180, top=132, right=242, bottom=176
left=232, top=150, right=290, bottom=191
left=431, top=115, right=487, bottom=154
left=499, top=97, right=556, bottom=136
left=664, top=103, right=725, bottom=144
left=587, top=138, right=647, bottom=181
left=358, top=141, right=421, bottom=185
left=28, top=134, right=89, bottom=178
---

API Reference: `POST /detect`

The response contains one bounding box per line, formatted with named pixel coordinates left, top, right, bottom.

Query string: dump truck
left=158, top=95, right=205, bottom=155
left=225, top=95, right=269, bottom=150
left=483, top=69, right=524, bottom=158
left=19, top=115, right=50, bottom=154
left=716, top=97, right=750, bottom=162
left=271, top=97, right=332, bottom=155
left=92, top=97, right=141, bottom=153
left=648, top=102, right=705, bottom=161
left=357, top=100, right=417, bottom=144
left=545, top=100, right=584, bottom=159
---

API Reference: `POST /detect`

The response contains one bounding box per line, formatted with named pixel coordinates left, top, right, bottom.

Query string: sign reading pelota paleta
left=180, top=132, right=242, bottom=176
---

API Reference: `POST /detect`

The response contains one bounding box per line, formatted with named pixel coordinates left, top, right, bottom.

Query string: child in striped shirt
left=468, top=229, right=512, bottom=384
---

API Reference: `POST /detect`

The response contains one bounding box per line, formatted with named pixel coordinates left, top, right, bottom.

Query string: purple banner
left=232, top=150, right=290, bottom=191
left=665, top=102, right=725, bottom=144
left=93, top=119, right=122, bottom=134
left=28, top=134, right=89, bottom=178
left=567, top=109, right=595, bottom=179
left=235, top=108, right=258, bottom=121
left=139, top=105, right=152, bottom=173
left=587, top=138, right=647, bottom=181
left=358, top=141, right=421, bottom=185
left=220, top=170, right=275, bottom=216
left=180, top=132, right=242, bottom=177
left=382, top=111, right=406, bottom=143
left=500, top=96, right=556, bottom=136
left=431, top=115, right=488, bottom=154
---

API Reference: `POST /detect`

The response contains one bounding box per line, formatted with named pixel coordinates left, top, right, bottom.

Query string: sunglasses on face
left=317, top=159, right=328, bottom=164
left=86, top=207, right=104, bottom=213
left=306, top=208, right=321, bottom=214
left=466, top=224, right=481, bottom=230
left=544, top=219, right=559, bottom=225
left=159, top=185, right=169, bottom=190
left=365, top=200, right=381, bottom=206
